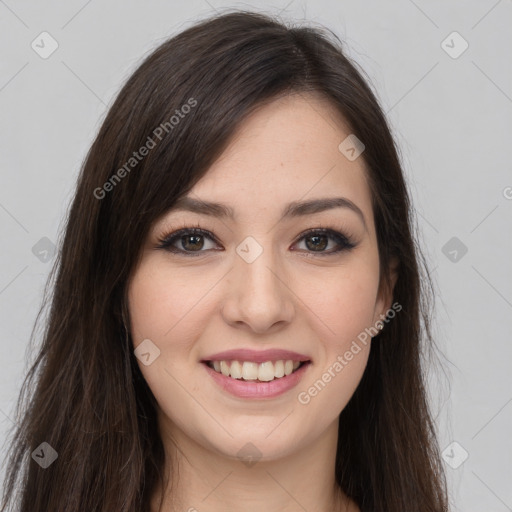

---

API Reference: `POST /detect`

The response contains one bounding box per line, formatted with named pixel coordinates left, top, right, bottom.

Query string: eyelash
left=155, top=222, right=357, bottom=258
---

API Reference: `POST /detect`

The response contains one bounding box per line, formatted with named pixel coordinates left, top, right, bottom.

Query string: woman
left=1, top=10, right=449, bottom=512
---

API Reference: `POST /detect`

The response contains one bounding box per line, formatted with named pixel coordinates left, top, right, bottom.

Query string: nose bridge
left=221, top=235, right=294, bottom=331
left=240, top=241, right=278, bottom=290
left=237, top=234, right=283, bottom=299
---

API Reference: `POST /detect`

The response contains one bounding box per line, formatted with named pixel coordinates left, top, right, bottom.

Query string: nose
left=220, top=241, right=295, bottom=334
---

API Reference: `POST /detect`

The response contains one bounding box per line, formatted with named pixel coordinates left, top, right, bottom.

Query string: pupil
left=183, top=235, right=203, bottom=250
left=306, top=235, right=327, bottom=251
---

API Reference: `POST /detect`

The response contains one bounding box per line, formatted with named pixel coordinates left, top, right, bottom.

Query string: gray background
left=1, top=0, right=511, bottom=510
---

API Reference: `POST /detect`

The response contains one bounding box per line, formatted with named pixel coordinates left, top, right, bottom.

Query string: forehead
left=185, top=92, right=373, bottom=227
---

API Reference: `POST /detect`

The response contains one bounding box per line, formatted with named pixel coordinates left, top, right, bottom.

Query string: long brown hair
left=1, top=9, right=449, bottom=511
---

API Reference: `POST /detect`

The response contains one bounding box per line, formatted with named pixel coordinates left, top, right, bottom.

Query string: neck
left=150, top=416, right=355, bottom=512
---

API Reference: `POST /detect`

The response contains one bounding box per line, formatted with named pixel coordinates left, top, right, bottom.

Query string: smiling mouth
left=204, top=359, right=310, bottom=382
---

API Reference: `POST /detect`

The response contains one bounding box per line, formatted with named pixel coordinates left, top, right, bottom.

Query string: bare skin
left=128, top=91, right=395, bottom=512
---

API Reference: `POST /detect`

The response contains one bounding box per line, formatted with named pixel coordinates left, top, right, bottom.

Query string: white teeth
left=258, top=361, right=275, bottom=382
left=209, top=359, right=306, bottom=381
left=220, top=360, right=230, bottom=377
left=230, top=360, right=243, bottom=379
left=242, top=362, right=259, bottom=380
left=274, top=360, right=284, bottom=378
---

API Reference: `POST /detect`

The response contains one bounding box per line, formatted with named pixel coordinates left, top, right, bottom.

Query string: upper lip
left=201, top=349, right=311, bottom=364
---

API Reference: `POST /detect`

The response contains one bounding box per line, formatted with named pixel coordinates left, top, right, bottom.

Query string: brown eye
left=157, top=228, right=219, bottom=255
left=304, top=234, right=329, bottom=251
left=293, top=228, right=356, bottom=256
left=181, top=234, right=205, bottom=251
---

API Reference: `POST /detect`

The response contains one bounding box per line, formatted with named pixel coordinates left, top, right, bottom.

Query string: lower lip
left=202, top=362, right=311, bottom=399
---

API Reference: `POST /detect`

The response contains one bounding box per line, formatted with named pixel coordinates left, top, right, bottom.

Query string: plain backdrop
left=1, top=1, right=511, bottom=510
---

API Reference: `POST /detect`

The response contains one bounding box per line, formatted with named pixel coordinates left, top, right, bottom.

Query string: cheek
left=296, top=257, right=380, bottom=346
left=127, top=262, right=209, bottom=419
left=291, top=257, right=378, bottom=412
left=127, top=260, right=210, bottom=346
left=293, top=268, right=376, bottom=425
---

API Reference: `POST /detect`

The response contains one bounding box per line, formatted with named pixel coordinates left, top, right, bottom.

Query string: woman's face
left=128, top=92, right=394, bottom=462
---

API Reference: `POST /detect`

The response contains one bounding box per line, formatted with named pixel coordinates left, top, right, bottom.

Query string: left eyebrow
left=282, top=197, right=367, bottom=231
left=168, top=196, right=367, bottom=231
